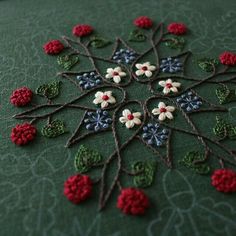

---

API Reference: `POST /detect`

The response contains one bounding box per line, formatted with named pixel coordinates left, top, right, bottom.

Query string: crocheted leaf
left=74, top=145, right=103, bottom=173
left=197, top=58, right=218, bottom=72
left=36, top=81, right=61, bottom=99
left=41, top=120, right=66, bottom=138
left=132, top=161, right=156, bottom=188
left=57, top=55, right=79, bottom=70
left=164, top=37, right=185, bottom=50
left=216, top=84, right=236, bottom=104
left=179, top=151, right=210, bottom=175
left=89, top=36, right=111, bottom=48
left=128, top=29, right=146, bottom=42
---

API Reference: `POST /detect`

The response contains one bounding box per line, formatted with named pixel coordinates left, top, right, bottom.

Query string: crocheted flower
left=64, top=174, right=92, bottom=204
left=105, top=67, right=127, bottom=84
left=117, top=188, right=149, bottom=215
left=10, top=87, right=33, bottom=107
left=133, top=16, right=153, bottom=29
left=219, top=52, right=236, bottom=66
left=176, top=91, right=202, bottom=112
left=43, top=40, right=64, bottom=55
left=76, top=71, right=102, bottom=90
left=73, top=24, right=93, bottom=37
left=160, top=57, right=182, bottom=73
left=167, top=23, right=187, bottom=35
left=211, top=169, right=236, bottom=193
left=84, top=109, right=112, bottom=131
left=119, top=109, right=142, bottom=129
left=158, top=79, right=181, bottom=94
left=93, top=91, right=116, bottom=108
left=112, top=49, right=137, bottom=64
left=152, top=102, right=175, bottom=121
left=142, top=122, right=169, bottom=147
left=135, top=62, right=156, bottom=78
left=11, top=123, right=37, bottom=145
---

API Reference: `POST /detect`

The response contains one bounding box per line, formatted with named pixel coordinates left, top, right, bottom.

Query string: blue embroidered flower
left=160, top=57, right=182, bottom=73
left=112, top=48, right=137, bottom=64
left=84, top=109, right=112, bottom=131
left=176, top=91, right=202, bottom=112
left=142, top=122, right=169, bottom=147
left=76, top=71, right=102, bottom=90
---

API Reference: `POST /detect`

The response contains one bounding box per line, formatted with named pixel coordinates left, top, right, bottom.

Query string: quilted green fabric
left=1, top=0, right=236, bottom=235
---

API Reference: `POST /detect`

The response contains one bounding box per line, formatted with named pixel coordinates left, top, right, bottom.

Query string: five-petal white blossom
left=105, top=67, right=127, bottom=84
left=119, top=109, right=142, bottom=129
left=93, top=91, right=116, bottom=108
left=158, top=79, right=181, bottom=94
left=152, top=102, right=175, bottom=121
left=135, top=62, right=156, bottom=78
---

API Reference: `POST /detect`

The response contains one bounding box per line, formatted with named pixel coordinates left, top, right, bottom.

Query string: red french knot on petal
left=102, top=95, right=109, bottom=101
left=11, top=123, right=37, bottom=146
left=167, top=22, right=187, bottom=35
left=117, top=188, right=149, bottom=215
left=43, top=40, right=64, bottom=55
left=141, top=66, right=148, bottom=71
left=211, top=169, right=236, bottom=193
left=64, top=174, right=92, bottom=204
left=10, top=87, right=33, bottom=107
left=72, top=24, right=93, bottom=37
left=127, top=114, right=134, bottom=120
left=113, top=72, right=119, bottom=76
left=133, top=16, right=153, bottom=29
left=160, top=107, right=167, bottom=113
left=219, top=51, right=236, bottom=66
left=166, top=83, right=173, bottom=88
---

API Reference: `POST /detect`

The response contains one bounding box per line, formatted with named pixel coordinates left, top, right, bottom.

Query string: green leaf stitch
left=57, top=54, right=79, bottom=70
left=128, top=29, right=146, bottom=42
left=41, top=119, right=67, bottom=138
left=197, top=58, right=219, bottom=72
left=36, top=81, right=61, bottom=99
left=216, top=84, right=236, bottom=104
left=164, top=37, right=185, bottom=50
left=88, top=36, right=111, bottom=48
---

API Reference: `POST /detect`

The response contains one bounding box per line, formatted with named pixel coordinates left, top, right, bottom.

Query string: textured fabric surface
left=1, top=0, right=236, bottom=235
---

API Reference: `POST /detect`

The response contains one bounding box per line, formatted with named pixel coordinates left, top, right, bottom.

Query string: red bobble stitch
left=211, top=169, right=236, bottom=193
left=117, top=188, right=149, bottom=215
left=10, top=87, right=33, bottom=107
left=167, top=22, right=187, bottom=35
left=64, top=174, right=92, bottom=204
left=134, top=16, right=153, bottom=29
left=219, top=52, right=236, bottom=66
left=43, top=40, right=64, bottom=55
left=72, top=24, right=93, bottom=37
left=11, top=123, right=37, bottom=146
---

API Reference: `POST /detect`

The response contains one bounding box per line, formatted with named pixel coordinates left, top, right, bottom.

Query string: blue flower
left=160, top=57, right=182, bottom=73
left=76, top=71, right=102, bottom=90
left=142, top=122, right=169, bottom=147
left=112, top=48, right=137, bottom=64
left=176, top=91, right=202, bottom=112
left=84, top=109, right=112, bottom=131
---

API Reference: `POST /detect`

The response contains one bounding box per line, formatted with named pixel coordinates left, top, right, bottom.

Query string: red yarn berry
left=11, top=123, right=37, bottom=146
left=211, top=169, right=236, bottom=193
left=167, top=22, right=187, bottom=35
left=64, top=174, right=92, bottom=204
left=117, top=188, right=149, bottom=215
left=72, top=24, right=93, bottom=37
left=134, top=16, right=153, bottom=29
left=219, top=51, right=236, bottom=66
left=43, top=40, right=64, bottom=55
left=10, top=87, right=33, bottom=107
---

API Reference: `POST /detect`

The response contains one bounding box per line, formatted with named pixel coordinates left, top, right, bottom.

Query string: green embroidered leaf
left=164, top=37, right=185, bottom=50
left=57, top=54, right=79, bottom=70
left=216, top=84, right=236, bottom=104
left=36, top=81, right=61, bottom=99
left=132, top=161, right=156, bottom=188
left=74, top=145, right=103, bottom=173
left=89, top=36, right=111, bottom=48
left=128, top=29, right=146, bottom=42
left=41, top=120, right=66, bottom=138
left=179, top=151, right=210, bottom=175
left=197, top=58, right=218, bottom=72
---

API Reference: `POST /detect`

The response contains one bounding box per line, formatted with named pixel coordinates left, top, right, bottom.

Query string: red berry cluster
left=11, top=123, right=37, bottom=146
left=134, top=16, right=153, bottom=29
left=10, top=87, right=32, bottom=107
left=167, top=22, right=187, bottom=35
left=64, top=174, right=92, bottom=204
left=73, top=24, right=93, bottom=37
left=211, top=169, right=236, bottom=193
left=43, top=40, right=64, bottom=55
left=219, top=51, right=236, bottom=66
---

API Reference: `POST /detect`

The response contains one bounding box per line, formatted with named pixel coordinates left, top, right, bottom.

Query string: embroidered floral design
left=43, top=40, right=64, bottom=55
left=112, top=48, right=137, bottom=64
left=152, top=102, right=175, bottom=121
left=105, top=67, right=127, bottom=84
left=119, top=109, right=142, bottom=129
left=160, top=57, right=182, bottom=73
left=10, top=87, right=33, bottom=107
left=158, top=79, right=181, bottom=94
left=133, top=16, right=153, bottom=29
left=72, top=24, right=93, bottom=37
left=135, top=62, right=156, bottom=78
left=93, top=91, right=116, bottom=108
left=219, top=51, right=236, bottom=66
left=167, top=22, right=187, bottom=35
left=76, top=71, right=102, bottom=90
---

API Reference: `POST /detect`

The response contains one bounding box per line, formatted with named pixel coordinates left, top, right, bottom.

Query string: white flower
left=93, top=91, right=116, bottom=108
left=135, top=62, right=156, bottom=78
left=159, top=79, right=181, bottom=94
left=105, top=67, right=126, bottom=84
left=119, top=109, right=142, bottom=129
left=152, top=102, right=175, bottom=121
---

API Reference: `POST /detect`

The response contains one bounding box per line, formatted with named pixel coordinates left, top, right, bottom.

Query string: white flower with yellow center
left=152, top=102, right=175, bottom=121
left=135, top=62, right=156, bottom=78
left=159, top=79, right=181, bottom=94
left=93, top=91, right=116, bottom=108
left=105, top=67, right=127, bottom=84
left=119, top=109, right=142, bottom=129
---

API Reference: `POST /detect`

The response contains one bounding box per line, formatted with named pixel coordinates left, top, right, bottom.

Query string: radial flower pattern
left=160, top=57, right=182, bottom=73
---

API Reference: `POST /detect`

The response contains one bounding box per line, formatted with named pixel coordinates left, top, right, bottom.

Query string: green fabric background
left=1, top=0, right=236, bottom=235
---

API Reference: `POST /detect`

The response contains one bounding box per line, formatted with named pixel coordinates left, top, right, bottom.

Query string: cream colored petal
left=133, top=118, right=141, bottom=125
left=170, top=87, right=178, bottom=93
left=143, top=62, right=150, bottom=66
left=104, top=91, right=112, bottom=97
left=101, top=101, right=109, bottom=108
left=135, top=63, right=143, bottom=69
left=107, top=68, right=114, bottom=74
left=125, top=120, right=134, bottom=129
left=93, top=97, right=103, bottom=104
left=119, top=116, right=128, bottom=123
left=172, top=82, right=181, bottom=87
left=165, top=111, right=174, bottom=119
left=158, top=112, right=166, bottom=121
left=135, top=69, right=144, bottom=76
left=148, top=65, right=156, bottom=71
left=166, top=106, right=175, bottom=112
left=108, top=96, right=116, bottom=104
left=119, top=71, right=126, bottom=77
left=95, top=91, right=104, bottom=98
left=145, top=70, right=152, bottom=77
left=158, top=80, right=166, bottom=87
left=113, top=76, right=121, bottom=83
left=105, top=73, right=113, bottom=79
left=114, top=66, right=122, bottom=72
left=166, top=79, right=173, bottom=84
left=158, top=102, right=166, bottom=109
left=133, top=112, right=141, bottom=118
left=163, top=87, right=170, bottom=94
left=152, top=108, right=160, bottom=115
left=122, top=109, right=131, bottom=117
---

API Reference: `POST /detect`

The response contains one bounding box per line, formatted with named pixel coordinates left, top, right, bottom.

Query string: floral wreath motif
left=10, top=16, right=236, bottom=216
